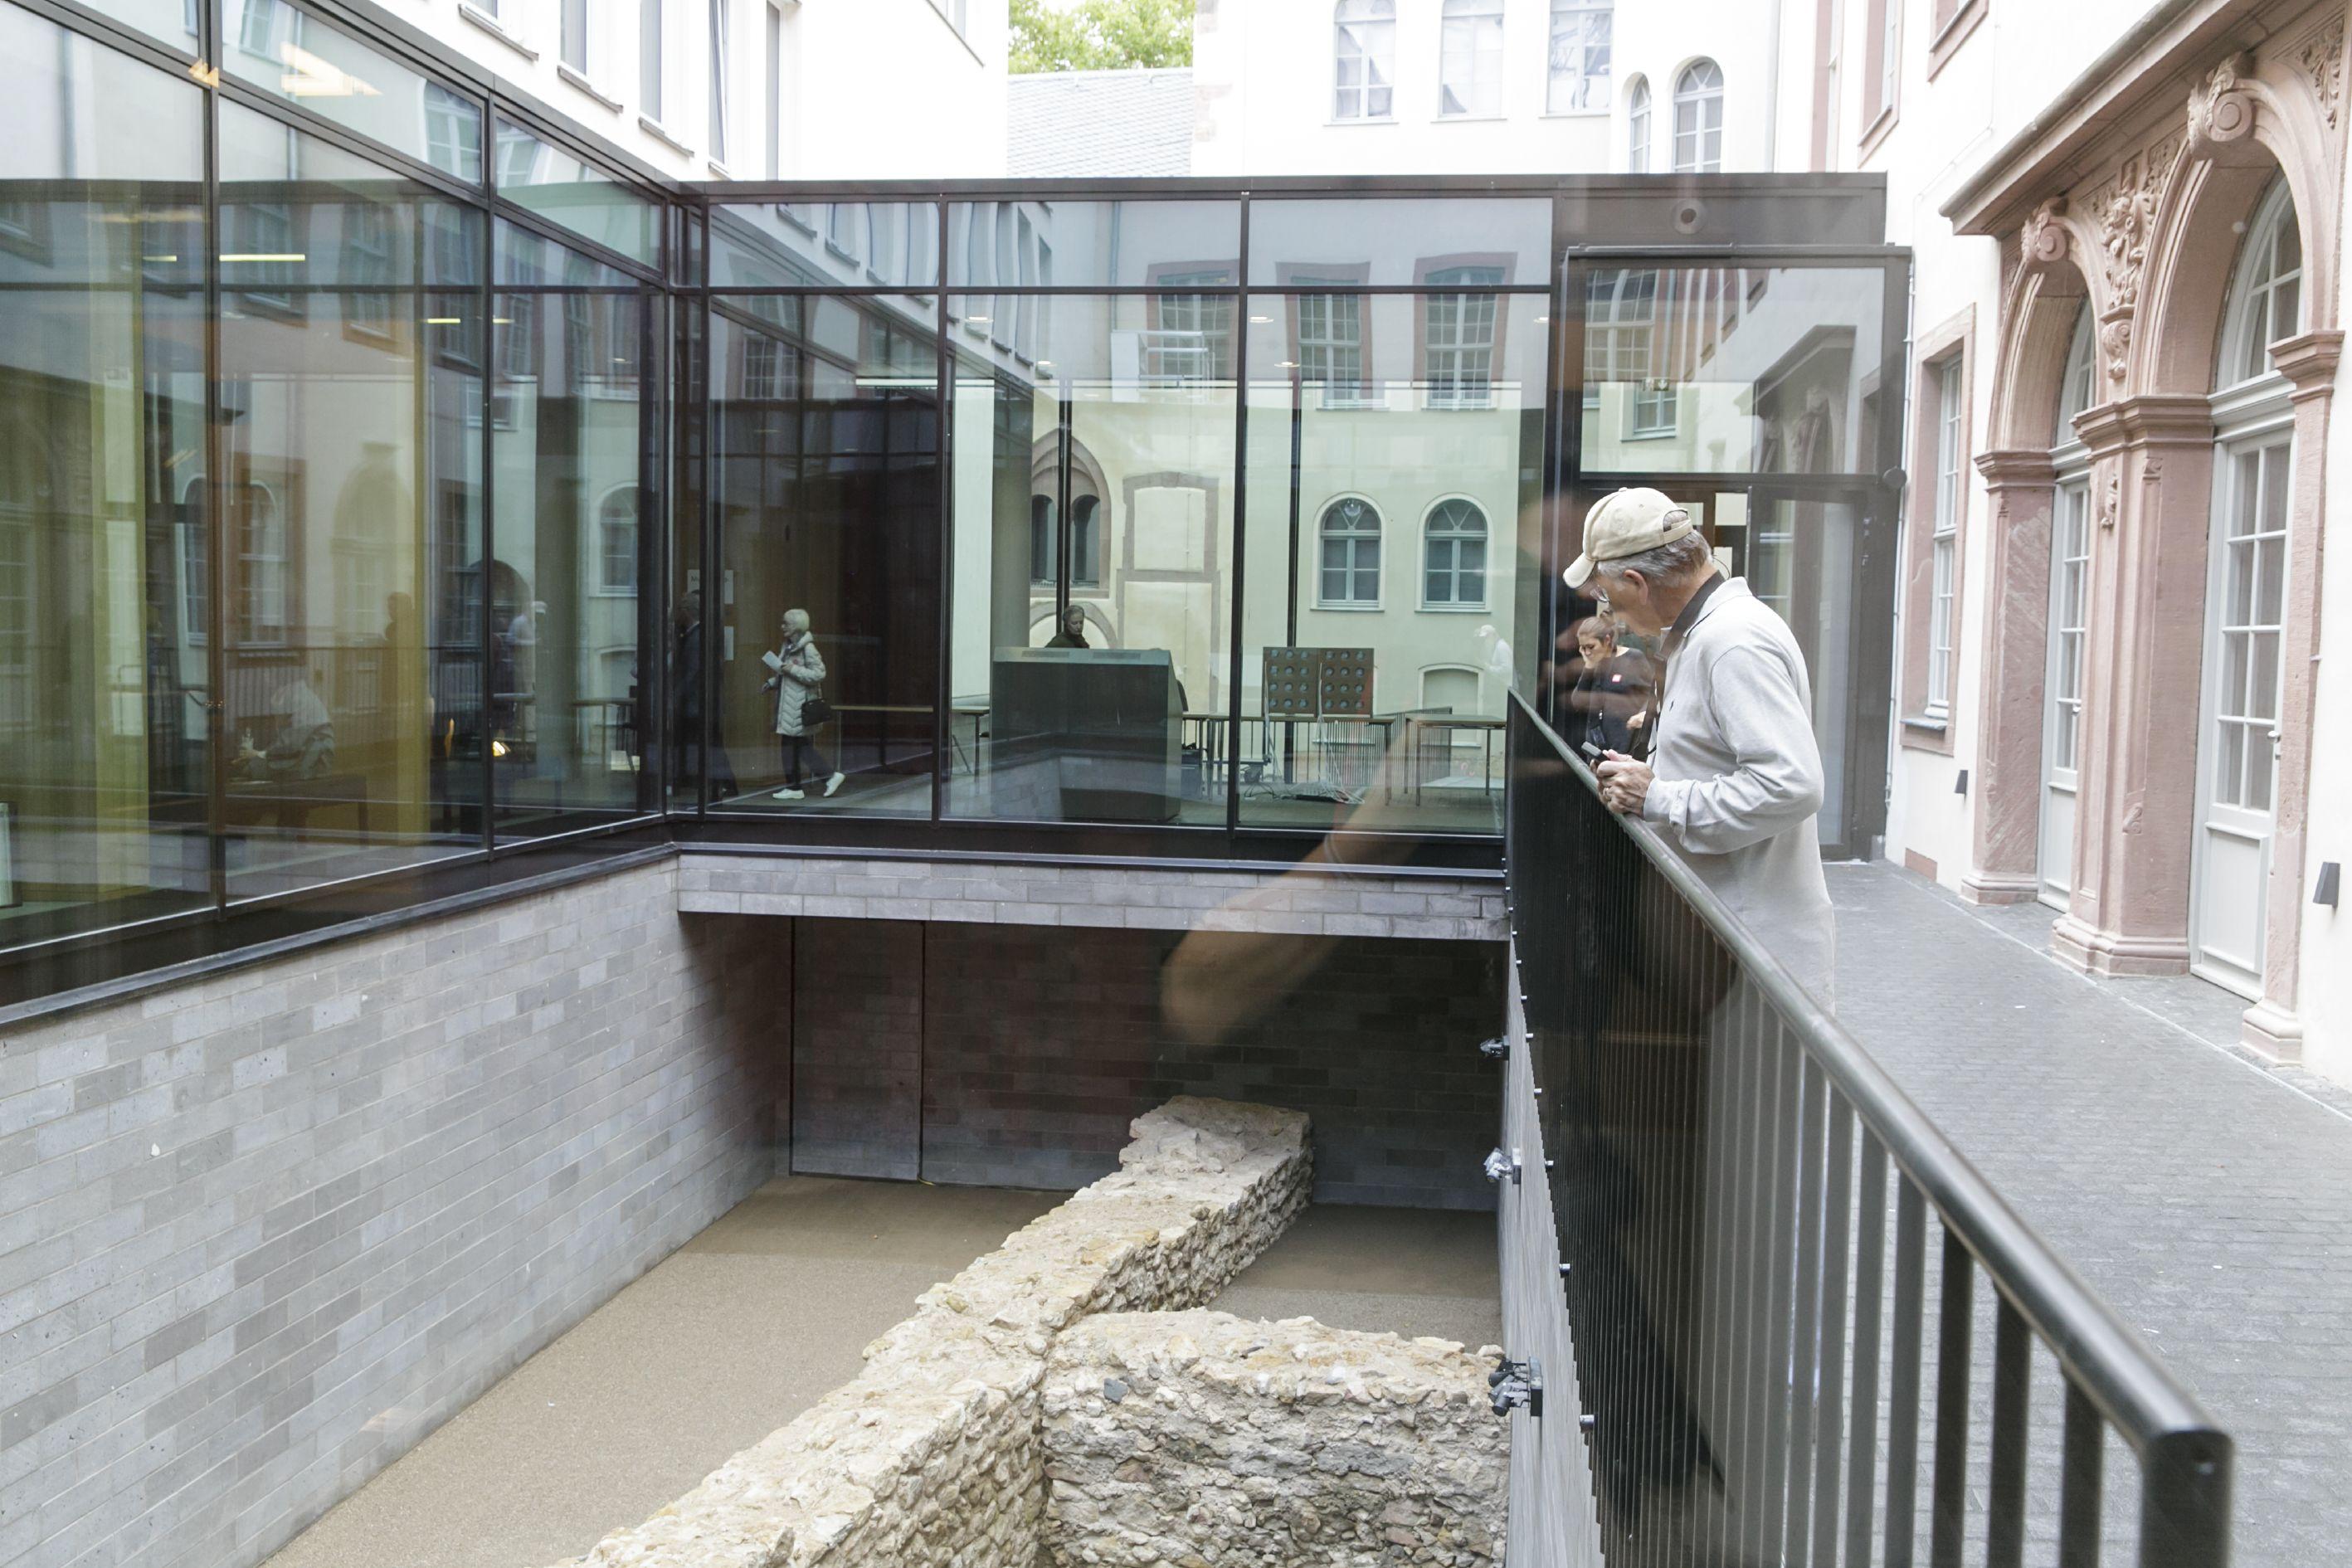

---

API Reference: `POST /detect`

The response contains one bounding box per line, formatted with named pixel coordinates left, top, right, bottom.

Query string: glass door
left=2039, top=477, right=2091, bottom=909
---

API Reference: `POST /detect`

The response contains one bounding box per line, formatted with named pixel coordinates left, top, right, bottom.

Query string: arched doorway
left=2190, top=175, right=2303, bottom=995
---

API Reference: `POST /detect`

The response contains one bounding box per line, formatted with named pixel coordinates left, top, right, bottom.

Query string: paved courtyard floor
left=1829, top=862, right=2352, bottom=1568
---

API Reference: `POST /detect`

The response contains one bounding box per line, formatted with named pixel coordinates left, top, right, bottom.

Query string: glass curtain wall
left=0, top=0, right=665, bottom=981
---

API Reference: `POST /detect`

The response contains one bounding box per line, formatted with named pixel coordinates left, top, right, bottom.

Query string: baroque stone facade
left=551, top=1098, right=1314, bottom=1568
left=1039, top=1310, right=1507, bottom=1566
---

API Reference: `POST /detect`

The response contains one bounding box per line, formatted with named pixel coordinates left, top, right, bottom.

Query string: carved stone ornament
left=2188, top=50, right=2259, bottom=154
left=2099, top=314, right=2134, bottom=385
left=2095, top=145, right=2174, bottom=317
left=2022, top=196, right=2072, bottom=265
left=2301, top=17, right=2345, bottom=129
left=2097, top=469, right=2121, bottom=530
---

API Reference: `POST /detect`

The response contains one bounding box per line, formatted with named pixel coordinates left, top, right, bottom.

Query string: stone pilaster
left=1963, top=448, right=2062, bottom=905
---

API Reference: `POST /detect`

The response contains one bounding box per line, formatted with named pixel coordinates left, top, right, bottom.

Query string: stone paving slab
left=1829, top=863, right=2352, bottom=1568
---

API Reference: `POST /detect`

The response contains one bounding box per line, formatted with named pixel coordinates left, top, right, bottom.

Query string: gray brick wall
left=676, top=855, right=1506, bottom=942
left=789, top=920, right=918, bottom=1181
left=0, top=861, right=782, bottom=1568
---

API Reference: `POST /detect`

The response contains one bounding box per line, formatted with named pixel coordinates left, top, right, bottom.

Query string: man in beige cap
left=1568, top=487, right=1835, bottom=1006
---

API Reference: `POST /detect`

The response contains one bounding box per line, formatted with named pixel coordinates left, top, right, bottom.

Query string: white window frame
left=708, top=0, right=729, bottom=168
left=640, top=0, right=664, bottom=124
left=1420, top=498, right=1490, bottom=610
left=1546, top=0, right=1611, bottom=114
left=1439, top=0, right=1505, bottom=119
left=1625, top=75, right=1650, bottom=172
left=1297, top=292, right=1366, bottom=404
left=1317, top=496, right=1384, bottom=608
left=1333, top=0, right=1396, bottom=122
left=561, top=0, right=590, bottom=75
left=1926, top=353, right=1964, bottom=714
left=2219, top=178, right=2305, bottom=391
left=1424, top=266, right=1502, bottom=410
left=1672, top=59, right=1723, bottom=173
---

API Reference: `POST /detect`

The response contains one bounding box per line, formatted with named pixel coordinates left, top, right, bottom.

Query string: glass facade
left=0, top=0, right=1906, bottom=1002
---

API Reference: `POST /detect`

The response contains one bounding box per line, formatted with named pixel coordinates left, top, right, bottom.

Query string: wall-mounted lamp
left=1954, top=768, right=1969, bottom=796
left=2317, top=862, right=2341, bottom=908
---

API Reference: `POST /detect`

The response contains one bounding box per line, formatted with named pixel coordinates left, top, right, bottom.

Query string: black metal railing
left=1503, top=694, right=2229, bottom=1568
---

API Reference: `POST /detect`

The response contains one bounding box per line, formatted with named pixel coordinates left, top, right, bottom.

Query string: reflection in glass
left=946, top=294, right=1235, bottom=827
left=225, top=0, right=485, bottom=183
left=1240, top=294, right=1545, bottom=835
left=217, top=103, right=483, bottom=896
left=1249, top=198, right=1549, bottom=287
left=709, top=202, right=939, bottom=290
left=0, top=11, right=210, bottom=942
left=492, top=119, right=660, bottom=268
left=1578, top=266, right=1887, bottom=475
left=708, top=296, right=940, bottom=816
left=491, top=229, right=650, bottom=836
left=947, top=201, right=1239, bottom=290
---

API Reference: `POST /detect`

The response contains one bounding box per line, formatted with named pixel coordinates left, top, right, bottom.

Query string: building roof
left=1007, top=68, right=1194, bottom=178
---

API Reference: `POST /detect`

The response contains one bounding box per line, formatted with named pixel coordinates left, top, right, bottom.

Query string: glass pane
left=2244, top=722, right=2273, bottom=808
left=1239, top=294, right=1547, bottom=835
left=225, top=0, right=484, bottom=183
left=712, top=202, right=940, bottom=289
left=710, top=296, right=940, bottom=817
left=2249, top=631, right=2280, bottom=722
left=2222, top=632, right=2252, bottom=718
left=2227, top=540, right=2255, bottom=626
left=2261, top=441, right=2291, bottom=534
left=491, top=288, right=651, bottom=839
left=2231, top=450, right=2262, bottom=538
left=84, top=0, right=200, bottom=55
left=496, top=220, right=643, bottom=289
left=1249, top=199, right=1550, bottom=288
left=2255, top=536, right=2284, bottom=626
left=945, top=294, right=1234, bottom=827
left=2215, top=722, right=2244, bottom=807
left=949, top=201, right=1238, bottom=289
left=493, top=119, right=659, bottom=268
left=0, top=11, right=212, bottom=951
left=217, top=111, right=484, bottom=896
left=1578, top=265, right=1892, bottom=476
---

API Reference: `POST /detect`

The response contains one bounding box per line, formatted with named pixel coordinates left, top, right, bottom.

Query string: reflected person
left=1572, top=487, right=1836, bottom=1006
left=1565, top=616, right=1653, bottom=757
left=764, top=608, right=843, bottom=801
left=1045, top=605, right=1090, bottom=649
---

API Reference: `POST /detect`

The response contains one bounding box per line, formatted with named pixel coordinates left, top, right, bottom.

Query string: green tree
left=1009, top=0, right=1194, bottom=73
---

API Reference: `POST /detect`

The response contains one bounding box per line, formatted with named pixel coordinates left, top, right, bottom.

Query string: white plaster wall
left=395, top=0, right=1006, bottom=182
left=1192, top=0, right=1775, bottom=178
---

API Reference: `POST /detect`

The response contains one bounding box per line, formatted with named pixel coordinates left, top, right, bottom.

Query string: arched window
left=1318, top=497, right=1382, bottom=606
left=1626, top=75, right=1651, bottom=173
left=2219, top=177, right=2303, bottom=389
left=1333, top=0, right=1395, bottom=121
left=599, top=487, right=639, bottom=593
left=1071, top=494, right=1101, bottom=588
left=1439, top=0, right=1505, bottom=118
left=1422, top=499, right=1489, bottom=607
left=1029, top=494, right=1055, bottom=586
left=1672, top=60, right=1724, bottom=173
left=2055, top=303, right=2096, bottom=441
left=1546, top=0, right=1612, bottom=114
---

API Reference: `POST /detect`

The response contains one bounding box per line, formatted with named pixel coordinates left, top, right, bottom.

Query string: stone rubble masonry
left=556, top=1097, right=1312, bottom=1568
left=675, top=853, right=1507, bottom=943
left=1040, top=1310, right=1507, bottom=1567
left=0, top=859, right=782, bottom=1568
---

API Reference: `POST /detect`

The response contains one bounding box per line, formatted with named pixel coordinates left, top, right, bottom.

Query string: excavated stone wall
left=553, top=1097, right=1312, bottom=1568
left=1039, top=1310, right=1507, bottom=1567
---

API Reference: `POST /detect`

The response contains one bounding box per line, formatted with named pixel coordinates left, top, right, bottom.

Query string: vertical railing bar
left=1784, top=1056, right=1829, bottom=1568
left=1759, top=1017, right=1802, bottom=1557
left=1702, top=969, right=1750, bottom=1568
left=1845, top=1132, right=1890, bottom=1568
left=1986, top=1295, right=2031, bottom=1568
left=1929, top=1230, right=1975, bottom=1568
left=1884, top=1176, right=1927, bottom=1568
left=1731, top=980, right=1768, bottom=1568
left=1811, top=1093, right=1855, bottom=1568
left=2056, top=1379, right=2103, bottom=1568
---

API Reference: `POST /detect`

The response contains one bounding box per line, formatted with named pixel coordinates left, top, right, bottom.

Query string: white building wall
left=396, top=0, right=1006, bottom=182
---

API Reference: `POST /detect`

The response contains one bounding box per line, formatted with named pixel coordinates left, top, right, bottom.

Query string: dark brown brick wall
left=789, top=918, right=922, bottom=1179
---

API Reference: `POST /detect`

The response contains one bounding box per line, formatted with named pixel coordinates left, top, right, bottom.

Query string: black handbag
left=799, top=684, right=836, bottom=730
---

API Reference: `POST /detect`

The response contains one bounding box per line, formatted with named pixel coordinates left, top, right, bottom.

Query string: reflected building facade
left=0, top=0, right=1902, bottom=1010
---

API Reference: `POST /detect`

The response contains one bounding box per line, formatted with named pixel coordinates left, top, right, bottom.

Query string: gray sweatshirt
left=1639, top=577, right=1837, bottom=1006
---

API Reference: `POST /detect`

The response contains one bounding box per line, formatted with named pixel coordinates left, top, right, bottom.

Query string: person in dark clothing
left=1566, top=616, right=1654, bottom=756
left=1045, top=605, right=1090, bottom=648
left=670, top=592, right=736, bottom=799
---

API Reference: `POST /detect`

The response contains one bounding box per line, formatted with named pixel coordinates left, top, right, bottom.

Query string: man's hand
left=1596, top=751, right=1653, bottom=816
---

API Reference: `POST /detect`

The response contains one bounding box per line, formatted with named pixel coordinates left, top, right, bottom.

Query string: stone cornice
left=2077, top=392, right=2216, bottom=453
left=2272, top=327, right=2347, bottom=391
left=1975, top=448, right=2062, bottom=485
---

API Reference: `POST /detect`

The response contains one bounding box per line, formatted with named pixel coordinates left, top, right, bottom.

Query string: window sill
left=1901, top=711, right=1955, bottom=754
left=1538, top=108, right=1610, bottom=120
left=707, top=158, right=732, bottom=179
left=1624, top=428, right=1678, bottom=441
left=458, top=4, right=537, bottom=61
left=1434, top=113, right=1507, bottom=124
left=1926, top=0, right=1987, bottom=80
left=638, top=116, right=694, bottom=157
left=1418, top=603, right=1492, bottom=614
left=557, top=64, right=622, bottom=112
left=1858, top=104, right=1899, bottom=163
left=1312, top=602, right=1385, bottom=613
left=1327, top=116, right=1398, bottom=128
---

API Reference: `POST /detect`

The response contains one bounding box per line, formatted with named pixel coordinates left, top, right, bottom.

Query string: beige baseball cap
left=1564, top=487, right=1697, bottom=592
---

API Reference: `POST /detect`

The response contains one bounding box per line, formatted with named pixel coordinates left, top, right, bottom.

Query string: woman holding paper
left=762, top=608, right=843, bottom=801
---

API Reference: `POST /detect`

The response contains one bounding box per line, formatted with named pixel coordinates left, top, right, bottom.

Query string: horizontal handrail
left=1507, top=689, right=2218, bottom=1461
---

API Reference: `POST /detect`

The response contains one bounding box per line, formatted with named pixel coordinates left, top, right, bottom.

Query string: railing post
left=2137, top=1429, right=2233, bottom=1568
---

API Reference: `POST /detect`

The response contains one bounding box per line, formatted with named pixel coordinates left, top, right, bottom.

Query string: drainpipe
left=1763, top=0, right=1784, bottom=169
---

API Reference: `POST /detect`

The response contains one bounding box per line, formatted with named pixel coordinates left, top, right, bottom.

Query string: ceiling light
left=1249, top=315, right=1271, bottom=324
left=221, top=253, right=306, bottom=263
left=967, top=315, right=991, bottom=324
left=424, top=316, right=463, bottom=325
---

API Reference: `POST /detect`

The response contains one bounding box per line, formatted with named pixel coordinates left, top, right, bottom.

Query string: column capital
left=1974, top=448, right=2058, bottom=487
left=2272, top=329, right=2345, bottom=397
left=2074, top=392, right=2211, bottom=455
